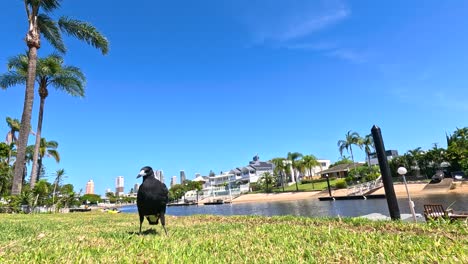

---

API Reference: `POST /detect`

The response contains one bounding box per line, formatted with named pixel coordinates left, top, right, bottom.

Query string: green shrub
left=300, top=179, right=312, bottom=184
left=334, top=179, right=347, bottom=189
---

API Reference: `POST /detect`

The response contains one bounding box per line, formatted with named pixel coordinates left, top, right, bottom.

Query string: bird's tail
left=146, top=215, right=160, bottom=225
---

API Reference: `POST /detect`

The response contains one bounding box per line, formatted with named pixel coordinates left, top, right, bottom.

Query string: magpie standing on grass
left=136, top=166, right=169, bottom=235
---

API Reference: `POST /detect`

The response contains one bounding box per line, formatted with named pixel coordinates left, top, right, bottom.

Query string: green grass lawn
left=1, top=212, right=466, bottom=263
left=270, top=179, right=338, bottom=192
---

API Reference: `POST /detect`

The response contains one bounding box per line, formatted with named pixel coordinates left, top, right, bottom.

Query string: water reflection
left=120, top=194, right=467, bottom=218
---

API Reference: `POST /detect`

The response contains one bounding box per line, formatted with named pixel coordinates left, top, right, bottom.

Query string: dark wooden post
left=371, top=125, right=400, bottom=220
left=325, top=174, right=332, bottom=197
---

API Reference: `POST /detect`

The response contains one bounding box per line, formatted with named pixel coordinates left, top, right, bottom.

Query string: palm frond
left=52, top=64, right=86, bottom=96
left=47, top=149, right=60, bottom=163
left=61, top=66, right=86, bottom=81
left=6, top=117, right=21, bottom=131
left=52, top=75, right=85, bottom=97
left=36, top=54, right=64, bottom=79
left=0, top=72, right=27, bottom=89
left=45, top=140, right=59, bottom=149
left=58, top=17, right=109, bottom=55
left=38, top=14, right=66, bottom=53
left=26, top=0, right=61, bottom=13
left=6, top=54, right=29, bottom=73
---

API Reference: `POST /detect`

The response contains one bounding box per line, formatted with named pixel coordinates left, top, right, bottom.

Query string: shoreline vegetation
left=0, top=212, right=466, bottom=263
left=227, top=182, right=468, bottom=204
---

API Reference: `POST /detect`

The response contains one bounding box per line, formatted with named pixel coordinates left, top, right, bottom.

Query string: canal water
left=120, top=193, right=467, bottom=218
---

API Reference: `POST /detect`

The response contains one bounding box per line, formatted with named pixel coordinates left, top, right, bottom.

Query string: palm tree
left=337, top=130, right=361, bottom=164
left=33, top=138, right=60, bottom=183
left=9, top=0, right=108, bottom=195
left=302, top=155, right=320, bottom=189
left=271, top=157, right=286, bottom=192
left=1, top=54, right=85, bottom=188
left=359, top=134, right=374, bottom=166
left=260, top=172, right=275, bottom=193
left=5, top=117, right=20, bottom=145
left=4, top=117, right=21, bottom=165
left=52, top=168, right=65, bottom=211
left=287, top=152, right=303, bottom=191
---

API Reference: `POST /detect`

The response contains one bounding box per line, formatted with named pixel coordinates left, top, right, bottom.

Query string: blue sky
left=1, top=0, right=467, bottom=195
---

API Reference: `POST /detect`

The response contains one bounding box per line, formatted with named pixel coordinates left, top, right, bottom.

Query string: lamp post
left=325, top=174, right=332, bottom=197
left=397, top=167, right=417, bottom=222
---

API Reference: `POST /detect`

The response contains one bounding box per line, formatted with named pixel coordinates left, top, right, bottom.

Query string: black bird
left=136, top=166, right=169, bottom=235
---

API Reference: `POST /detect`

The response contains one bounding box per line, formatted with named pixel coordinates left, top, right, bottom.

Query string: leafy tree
left=33, top=179, right=51, bottom=206
left=80, top=194, right=101, bottom=205
left=347, top=165, right=380, bottom=184
left=258, top=172, right=275, bottom=193
left=0, top=159, right=13, bottom=196
left=61, top=184, right=74, bottom=195
left=169, top=184, right=185, bottom=202
left=446, top=127, right=468, bottom=173
left=329, top=156, right=353, bottom=168
left=7, top=0, right=108, bottom=195
left=184, top=180, right=202, bottom=192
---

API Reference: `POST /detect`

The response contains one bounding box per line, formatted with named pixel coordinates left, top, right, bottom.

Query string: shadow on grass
left=127, top=229, right=163, bottom=236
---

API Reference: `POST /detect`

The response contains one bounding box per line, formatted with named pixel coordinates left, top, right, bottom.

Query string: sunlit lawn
left=1, top=212, right=466, bottom=263
left=270, top=179, right=337, bottom=192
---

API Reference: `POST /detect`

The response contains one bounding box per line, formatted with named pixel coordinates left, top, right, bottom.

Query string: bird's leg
left=160, top=214, right=168, bottom=236
left=139, top=215, right=144, bottom=234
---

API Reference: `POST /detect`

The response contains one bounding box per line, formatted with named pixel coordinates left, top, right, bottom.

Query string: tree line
left=0, top=0, right=109, bottom=197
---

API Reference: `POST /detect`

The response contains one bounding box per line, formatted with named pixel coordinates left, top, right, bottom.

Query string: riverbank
left=232, top=181, right=468, bottom=204
left=1, top=212, right=466, bottom=263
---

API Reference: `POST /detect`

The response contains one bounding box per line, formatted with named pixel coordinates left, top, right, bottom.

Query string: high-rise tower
left=85, top=180, right=94, bottom=194
left=170, top=176, right=177, bottom=188
left=180, top=170, right=186, bottom=184
left=115, top=176, right=124, bottom=196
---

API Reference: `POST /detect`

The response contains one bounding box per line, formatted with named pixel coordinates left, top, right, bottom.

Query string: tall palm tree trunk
left=6, top=142, right=12, bottom=165
left=289, top=164, right=295, bottom=183
left=30, top=87, right=47, bottom=188
left=12, top=48, right=38, bottom=195
left=12, top=13, right=41, bottom=195
left=350, top=146, right=357, bottom=171
left=310, top=168, right=315, bottom=190
left=281, top=171, right=285, bottom=192
left=294, top=174, right=299, bottom=191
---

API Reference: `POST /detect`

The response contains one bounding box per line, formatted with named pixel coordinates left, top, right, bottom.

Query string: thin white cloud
left=239, top=0, right=350, bottom=44
left=277, top=7, right=350, bottom=41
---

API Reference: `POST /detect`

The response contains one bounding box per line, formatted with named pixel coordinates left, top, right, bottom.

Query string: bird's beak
left=137, top=170, right=145, bottom=179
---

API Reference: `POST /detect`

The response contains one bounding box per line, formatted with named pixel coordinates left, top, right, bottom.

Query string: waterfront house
left=319, top=163, right=364, bottom=178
